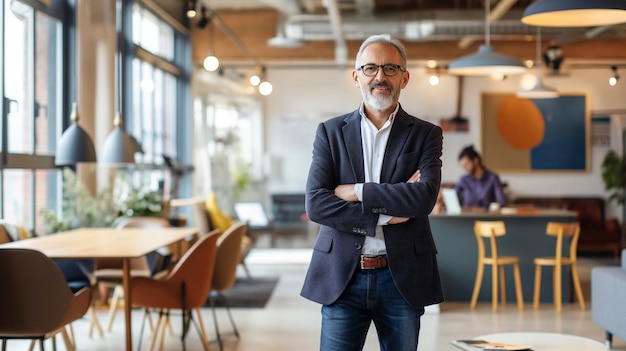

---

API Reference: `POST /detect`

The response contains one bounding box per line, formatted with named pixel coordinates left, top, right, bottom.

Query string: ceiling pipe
left=457, top=0, right=518, bottom=49
left=322, top=0, right=348, bottom=66
left=586, top=25, right=612, bottom=39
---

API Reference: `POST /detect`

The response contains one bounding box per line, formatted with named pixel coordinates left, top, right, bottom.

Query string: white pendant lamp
left=522, top=0, right=626, bottom=27
left=516, top=27, right=558, bottom=99
left=448, top=0, right=526, bottom=76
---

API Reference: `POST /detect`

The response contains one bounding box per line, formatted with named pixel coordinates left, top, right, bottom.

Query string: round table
left=475, top=332, right=606, bottom=351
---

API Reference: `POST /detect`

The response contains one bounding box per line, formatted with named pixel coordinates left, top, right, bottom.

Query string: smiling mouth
left=372, top=85, right=390, bottom=93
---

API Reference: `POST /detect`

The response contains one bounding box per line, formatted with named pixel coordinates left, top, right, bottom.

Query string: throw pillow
left=206, top=193, right=233, bottom=233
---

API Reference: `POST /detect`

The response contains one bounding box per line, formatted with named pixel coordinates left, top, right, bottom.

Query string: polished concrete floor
left=5, top=251, right=626, bottom=351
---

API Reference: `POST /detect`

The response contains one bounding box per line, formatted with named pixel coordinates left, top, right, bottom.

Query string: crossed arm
left=334, top=169, right=422, bottom=225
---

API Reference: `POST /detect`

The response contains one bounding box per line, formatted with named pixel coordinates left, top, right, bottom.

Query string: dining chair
left=470, top=220, right=524, bottom=312
left=207, top=221, right=248, bottom=350
left=94, top=216, right=170, bottom=332
left=130, top=230, right=220, bottom=351
left=533, top=222, right=585, bottom=312
left=171, top=197, right=253, bottom=278
left=0, top=248, right=91, bottom=351
left=55, top=259, right=104, bottom=338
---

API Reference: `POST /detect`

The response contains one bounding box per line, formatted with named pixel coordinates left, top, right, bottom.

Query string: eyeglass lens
left=361, top=64, right=402, bottom=76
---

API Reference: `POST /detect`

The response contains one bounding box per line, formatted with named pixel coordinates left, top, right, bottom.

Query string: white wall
left=263, top=66, right=625, bottom=220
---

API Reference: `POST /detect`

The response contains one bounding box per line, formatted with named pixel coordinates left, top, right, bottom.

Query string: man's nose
left=375, top=66, right=387, bottom=80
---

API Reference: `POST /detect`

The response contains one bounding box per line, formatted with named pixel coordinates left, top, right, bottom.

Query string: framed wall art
left=481, top=92, right=589, bottom=173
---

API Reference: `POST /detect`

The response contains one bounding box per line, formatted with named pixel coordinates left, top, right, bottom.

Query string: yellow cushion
left=206, top=193, right=233, bottom=233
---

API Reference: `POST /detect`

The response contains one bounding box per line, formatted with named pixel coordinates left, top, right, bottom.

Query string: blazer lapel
left=381, top=108, right=414, bottom=183
left=342, top=111, right=365, bottom=183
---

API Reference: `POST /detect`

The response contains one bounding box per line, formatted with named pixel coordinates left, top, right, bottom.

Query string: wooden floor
left=5, top=251, right=626, bottom=351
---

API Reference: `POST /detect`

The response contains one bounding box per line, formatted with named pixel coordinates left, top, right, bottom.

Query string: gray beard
left=364, top=92, right=394, bottom=111
left=361, top=83, right=396, bottom=111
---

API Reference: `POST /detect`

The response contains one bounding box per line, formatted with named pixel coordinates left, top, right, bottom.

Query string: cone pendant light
left=448, top=0, right=526, bottom=76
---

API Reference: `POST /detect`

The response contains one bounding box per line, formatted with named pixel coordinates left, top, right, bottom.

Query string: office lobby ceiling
left=164, top=0, right=626, bottom=67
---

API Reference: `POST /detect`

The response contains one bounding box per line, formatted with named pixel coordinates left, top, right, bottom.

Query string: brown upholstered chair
left=206, top=221, right=248, bottom=350
left=130, top=230, right=220, bottom=351
left=0, top=248, right=91, bottom=351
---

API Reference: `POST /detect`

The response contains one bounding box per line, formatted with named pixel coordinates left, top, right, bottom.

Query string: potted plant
left=601, top=150, right=625, bottom=206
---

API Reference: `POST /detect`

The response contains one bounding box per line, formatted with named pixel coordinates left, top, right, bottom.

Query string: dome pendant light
left=102, top=0, right=136, bottom=165
left=448, top=0, right=526, bottom=76
left=55, top=103, right=97, bottom=166
left=516, top=27, right=558, bottom=99
left=522, top=0, right=626, bottom=27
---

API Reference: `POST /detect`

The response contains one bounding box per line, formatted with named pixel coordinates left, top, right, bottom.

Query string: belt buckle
left=360, top=255, right=384, bottom=270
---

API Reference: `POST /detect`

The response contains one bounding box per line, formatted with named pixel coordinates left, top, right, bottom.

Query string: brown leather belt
left=359, top=255, right=388, bottom=270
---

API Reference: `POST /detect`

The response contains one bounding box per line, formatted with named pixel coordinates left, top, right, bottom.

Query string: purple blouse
left=454, top=169, right=507, bottom=207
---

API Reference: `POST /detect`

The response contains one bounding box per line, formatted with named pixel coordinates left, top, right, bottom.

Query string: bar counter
left=429, top=208, right=577, bottom=303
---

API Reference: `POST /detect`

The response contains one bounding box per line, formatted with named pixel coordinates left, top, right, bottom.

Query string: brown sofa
left=513, top=197, right=623, bottom=257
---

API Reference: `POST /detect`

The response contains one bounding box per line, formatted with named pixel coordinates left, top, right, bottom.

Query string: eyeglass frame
left=356, top=64, right=406, bottom=77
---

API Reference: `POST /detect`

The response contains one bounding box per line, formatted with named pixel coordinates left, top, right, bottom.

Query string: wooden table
left=0, top=227, right=198, bottom=351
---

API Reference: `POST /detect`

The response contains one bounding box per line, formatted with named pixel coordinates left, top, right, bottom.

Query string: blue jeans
left=320, top=267, right=425, bottom=351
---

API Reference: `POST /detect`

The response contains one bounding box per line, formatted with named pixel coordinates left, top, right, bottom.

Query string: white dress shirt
left=353, top=103, right=398, bottom=256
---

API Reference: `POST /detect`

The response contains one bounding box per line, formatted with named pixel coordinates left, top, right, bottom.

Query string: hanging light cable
left=448, top=0, right=526, bottom=76
left=102, top=0, right=137, bottom=165
left=203, top=9, right=220, bottom=72
left=516, top=27, right=559, bottom=99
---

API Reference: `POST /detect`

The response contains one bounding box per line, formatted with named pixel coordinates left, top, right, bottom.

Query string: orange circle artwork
left=496, top=96, right=545, bottom=149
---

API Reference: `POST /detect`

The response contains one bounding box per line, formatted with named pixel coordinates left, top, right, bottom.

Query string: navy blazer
left=300, top=106, right=444, bottom=308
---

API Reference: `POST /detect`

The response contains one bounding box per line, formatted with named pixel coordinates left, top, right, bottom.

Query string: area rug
left=205, top=276, right=280, bottom=308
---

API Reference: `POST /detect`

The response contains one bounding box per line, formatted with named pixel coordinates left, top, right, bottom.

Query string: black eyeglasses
left=357, top=64, right=405, bottom=77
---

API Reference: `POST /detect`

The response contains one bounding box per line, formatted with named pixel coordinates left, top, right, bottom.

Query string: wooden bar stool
left=470, top=220, right=524, bottom=312
left=533, top=222, right=585, bottom=312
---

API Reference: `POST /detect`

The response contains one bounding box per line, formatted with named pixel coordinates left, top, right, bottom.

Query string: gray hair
left=354, top=34, right=407, bottom=69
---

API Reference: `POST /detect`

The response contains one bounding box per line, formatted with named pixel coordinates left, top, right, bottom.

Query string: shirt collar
left=358, top=103, right=400, bottom=126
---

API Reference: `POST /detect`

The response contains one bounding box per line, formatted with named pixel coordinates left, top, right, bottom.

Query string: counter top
left=429, top=208, right=577, bottom=218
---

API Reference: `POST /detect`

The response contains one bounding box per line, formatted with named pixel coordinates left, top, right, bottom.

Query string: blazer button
left=354, top=243, right=362, bottom=250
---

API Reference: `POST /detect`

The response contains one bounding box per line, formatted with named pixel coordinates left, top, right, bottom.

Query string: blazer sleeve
left=305, top=123, right=379, bottom=236
left=362, top=124, right=442, bottom=218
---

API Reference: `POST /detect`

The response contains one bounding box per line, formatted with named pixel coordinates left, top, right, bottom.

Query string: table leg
left=122, top=258, right=132, bottom=351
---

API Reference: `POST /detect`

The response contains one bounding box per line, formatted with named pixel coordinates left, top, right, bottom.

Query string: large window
left=127, top=3, right=190, bottom=200
left=2, top=0, right=64, bottom=233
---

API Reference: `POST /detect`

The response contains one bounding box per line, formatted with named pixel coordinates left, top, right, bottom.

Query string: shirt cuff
left=378, top=214, right=392, bottom=226
left=354, top=183, right=364, bottom=202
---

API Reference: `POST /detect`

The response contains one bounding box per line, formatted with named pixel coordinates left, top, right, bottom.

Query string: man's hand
left=388, top=216, right=409, bottom=224
left=407, top=169, right=421, bottom=183
left=334, top=184, right=359, bottom=202
left=387, top=170, right=421, bottom=224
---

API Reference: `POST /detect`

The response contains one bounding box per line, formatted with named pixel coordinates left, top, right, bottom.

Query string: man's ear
left=400, top=71, right=410, bottom=89
left=352, top=70, right=360, bottom=87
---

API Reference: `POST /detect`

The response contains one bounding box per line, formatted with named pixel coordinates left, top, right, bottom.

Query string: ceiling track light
left=186, top=0, right=197, bottom=19
left=196, top=6, right=210, bottom=29
left=610, top=66, right=620, bottom=86
left=522, top=0, right=626, bottom=27
left=447, top=0, right=526, bottom=76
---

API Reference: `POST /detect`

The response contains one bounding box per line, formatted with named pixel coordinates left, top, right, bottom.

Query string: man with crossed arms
left=301, top=34, right=444, bottom=350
